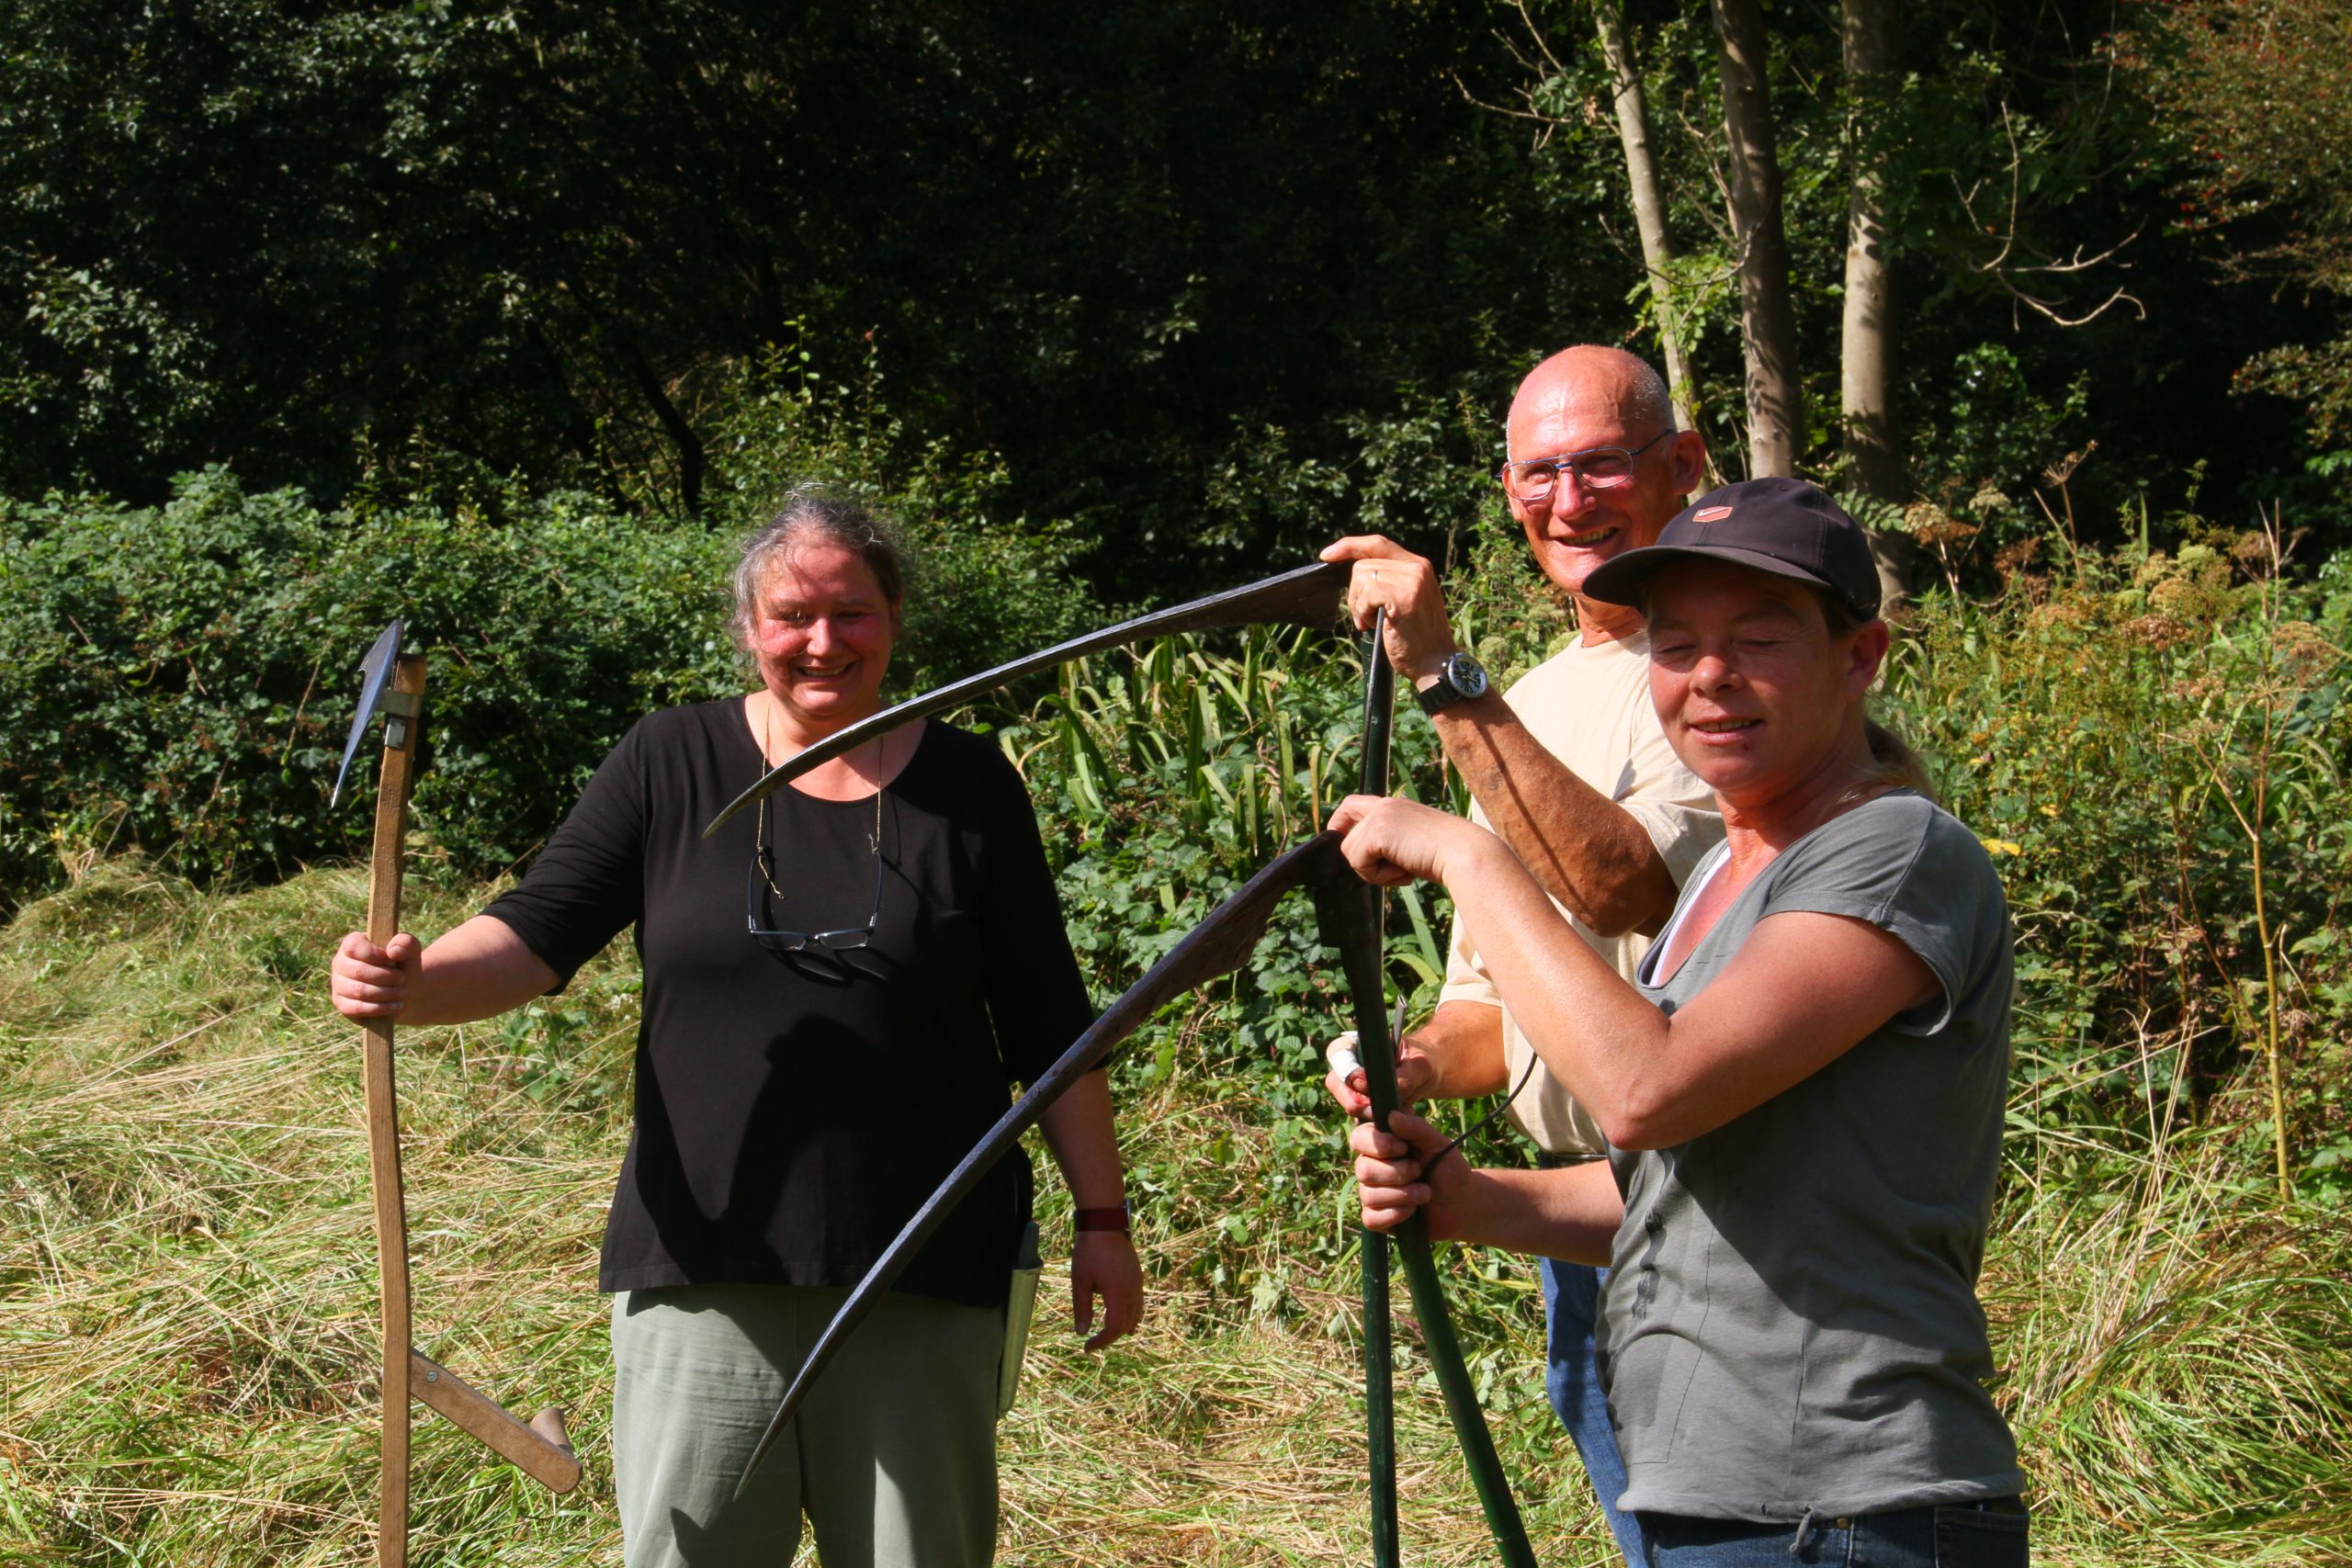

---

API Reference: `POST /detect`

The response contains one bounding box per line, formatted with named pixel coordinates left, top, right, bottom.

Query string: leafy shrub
left=1883, top=530, right=2352, bottom=1197
left=0, top=462, right=1092, bottom=908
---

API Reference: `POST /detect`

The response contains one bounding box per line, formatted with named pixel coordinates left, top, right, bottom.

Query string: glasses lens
left=1506, top=461, right=1556, bottom=501
left=1576, top=450, right=1635, bottom=487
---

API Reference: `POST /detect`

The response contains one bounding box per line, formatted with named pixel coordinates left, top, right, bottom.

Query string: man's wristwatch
left=1074, top=1203, right=1131, bottom=1234
left=1414, top=650, right=1489, bottom=716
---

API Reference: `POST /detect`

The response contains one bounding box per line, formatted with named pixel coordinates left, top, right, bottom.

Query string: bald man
left=1321, top=345, right=1724, bottom=1564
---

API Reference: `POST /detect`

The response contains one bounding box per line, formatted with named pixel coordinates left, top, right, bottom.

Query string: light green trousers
left=611, top=1283, right=1002, bottom=1568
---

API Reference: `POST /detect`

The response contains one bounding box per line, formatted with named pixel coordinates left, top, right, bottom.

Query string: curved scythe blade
left=703, top=559, right=1348, bottom=838
left=732, top=831, right=1348, bottom=1497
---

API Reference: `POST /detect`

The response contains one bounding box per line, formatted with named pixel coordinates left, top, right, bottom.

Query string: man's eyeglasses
left=1498, top=429, right=1673, bottom=502
left=746, top=787, right=885, bottom=974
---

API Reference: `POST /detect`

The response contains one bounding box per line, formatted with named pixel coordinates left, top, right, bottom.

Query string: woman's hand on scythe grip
left=1328, top=794, right=1491, bottom=890
left=330, top=931, right=422, bottom=1019
left=1351, top=1110, right=1472, bottom=1240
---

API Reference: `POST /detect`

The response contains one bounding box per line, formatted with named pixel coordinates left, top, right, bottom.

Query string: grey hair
left=1610, top=351, right=1676, bottom=437
left=729, top=485, right=908, bottom=649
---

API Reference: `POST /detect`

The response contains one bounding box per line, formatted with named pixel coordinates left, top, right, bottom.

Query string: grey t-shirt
left=1601, top=792, right=2024, bottom=1522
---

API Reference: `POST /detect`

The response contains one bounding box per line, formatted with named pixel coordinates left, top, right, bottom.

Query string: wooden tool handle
left=365, top=654, right=427, bottom=1568
left=409, top=1351, right=582, bottom=1494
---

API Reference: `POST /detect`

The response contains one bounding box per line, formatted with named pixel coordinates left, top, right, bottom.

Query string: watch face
left=1448, top=653, right=1489, bottom=698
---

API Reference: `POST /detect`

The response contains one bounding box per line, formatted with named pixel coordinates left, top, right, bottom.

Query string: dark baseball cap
left=1582, top=477, right=1882, bottom=621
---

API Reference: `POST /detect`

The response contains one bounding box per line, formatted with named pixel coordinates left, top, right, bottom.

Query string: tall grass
left=5, top=857, right=2346, bottom=1565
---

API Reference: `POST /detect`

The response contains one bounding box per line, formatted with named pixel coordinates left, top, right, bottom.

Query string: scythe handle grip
left=408, top=1349, right=582, bottom=1494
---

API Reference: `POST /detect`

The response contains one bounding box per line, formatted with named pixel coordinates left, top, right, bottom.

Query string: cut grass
left=4, top=861, right=2347, bottom=1564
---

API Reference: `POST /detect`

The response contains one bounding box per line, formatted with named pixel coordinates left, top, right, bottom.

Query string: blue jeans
left=1640, top=1499, right=2030, bottom=1565
left=1542, top=1258, right=1644, bottom=1565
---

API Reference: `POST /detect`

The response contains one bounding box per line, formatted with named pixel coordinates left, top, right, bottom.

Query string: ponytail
left=1815, top=589, right=1938, bottom=805
left=1863, top=717, right=1937, bottom=803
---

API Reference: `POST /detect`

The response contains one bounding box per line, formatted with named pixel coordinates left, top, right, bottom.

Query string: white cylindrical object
left=1325, top=1032, right=1363, bottom=1080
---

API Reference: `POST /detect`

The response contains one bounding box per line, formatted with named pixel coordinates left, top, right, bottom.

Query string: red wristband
left=1073, top=1204, right=1131, bottom=1233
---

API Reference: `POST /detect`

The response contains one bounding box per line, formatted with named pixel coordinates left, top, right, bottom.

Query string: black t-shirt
left=482, top=702, right=1094, bottom=1307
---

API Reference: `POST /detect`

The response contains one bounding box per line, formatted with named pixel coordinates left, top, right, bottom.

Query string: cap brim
left=1581, top=543, right=1852, bottom=609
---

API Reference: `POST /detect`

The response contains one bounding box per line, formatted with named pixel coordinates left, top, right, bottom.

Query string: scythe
left=708, top=571, right=1535, bottom=1565
left=333, top=621, right=582, bottom=1568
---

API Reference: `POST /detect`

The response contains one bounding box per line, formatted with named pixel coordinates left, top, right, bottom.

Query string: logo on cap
left=1692, top=505, right=1734, bottom=523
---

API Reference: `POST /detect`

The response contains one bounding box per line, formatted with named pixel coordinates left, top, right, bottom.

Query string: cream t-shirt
left=1437, top=630, right=1723, bottom=1158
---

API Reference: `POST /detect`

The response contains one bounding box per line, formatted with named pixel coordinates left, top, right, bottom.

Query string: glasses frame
left=745, top=788, right=886, bottom=958
left=1498, top=428, right=1674, bottom=502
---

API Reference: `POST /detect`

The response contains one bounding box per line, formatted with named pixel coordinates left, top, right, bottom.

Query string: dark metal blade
left=731, top=832, right=1348, bottom=1498
left=331, top=619, right=404, bottom=809
left=702, top=559, right=1349, bottom=838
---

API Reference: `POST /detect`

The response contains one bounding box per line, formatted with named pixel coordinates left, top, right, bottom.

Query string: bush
left=0, top=462, right=1092, bottom=908
left=1883, top=531, right=2352, bottom=1196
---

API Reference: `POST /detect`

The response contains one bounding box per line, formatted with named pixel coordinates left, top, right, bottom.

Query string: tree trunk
left=621, top=338, right=707, bottom=516
left=1839, top=0, right=1913, bottom=607
left=1840, top=0, right=1901, bottom=502
left=1592, top=1, right=1697, bottom=434
left=1710, top=0, right=1804, bottom=478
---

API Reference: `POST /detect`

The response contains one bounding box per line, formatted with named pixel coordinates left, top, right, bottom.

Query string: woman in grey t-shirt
left=1329, top=479, right=2028, bottom=1565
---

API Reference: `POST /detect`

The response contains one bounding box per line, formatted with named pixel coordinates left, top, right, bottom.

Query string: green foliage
left=0, top=452, right=1093, bottom=908
left=0, top=468, right=734, bottom=902
left=1905, top=344, right=2090, bottom=513
left=700, top=336, right=1099, bottom=690
left=2120, top=0, right=2352, bottom=450
left=1883, top=531, right=2352, bottom=1197
left=7, top=0, right=2331, bottom=588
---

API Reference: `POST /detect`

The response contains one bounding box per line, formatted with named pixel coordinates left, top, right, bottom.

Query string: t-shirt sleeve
left=480, top=720, right=650, bottom=990
left=1757, top=796, right=2010, bottom=1036
left=974, top=749, right=1096, bottom=1086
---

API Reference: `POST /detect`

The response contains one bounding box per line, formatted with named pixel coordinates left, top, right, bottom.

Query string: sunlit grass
left=5, top=847, right=2346, bottom=1565
left=9, top=860, right=2342, bottom=1568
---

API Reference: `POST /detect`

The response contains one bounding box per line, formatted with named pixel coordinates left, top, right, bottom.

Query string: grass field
left=5, top=854, right=2349, bottom=1565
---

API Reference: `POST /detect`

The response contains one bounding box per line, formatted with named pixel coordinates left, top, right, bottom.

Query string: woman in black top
left=330, top=489, right=1141, bottom=1568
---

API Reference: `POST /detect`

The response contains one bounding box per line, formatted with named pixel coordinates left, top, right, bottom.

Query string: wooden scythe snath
left=710, top=575, right=1535, bottom=1565
left=334, top=621, right=582, bottom=1567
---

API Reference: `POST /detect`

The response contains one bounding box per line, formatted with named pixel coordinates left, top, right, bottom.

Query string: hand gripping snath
left=333, top=622, right=580, bottom=1568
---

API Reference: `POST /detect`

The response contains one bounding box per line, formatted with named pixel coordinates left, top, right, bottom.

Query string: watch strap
left=1073, top=1204, right=1131, bottom=1233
